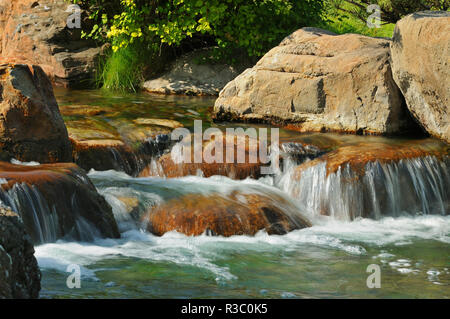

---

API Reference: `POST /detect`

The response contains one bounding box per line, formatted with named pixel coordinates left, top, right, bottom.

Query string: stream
left=32, top=89, right=450, bottom=298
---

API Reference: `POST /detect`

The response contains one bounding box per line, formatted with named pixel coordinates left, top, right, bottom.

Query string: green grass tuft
left=322, top=14, right=395, bottom=38
left=95, top=43, right=149, bottom=93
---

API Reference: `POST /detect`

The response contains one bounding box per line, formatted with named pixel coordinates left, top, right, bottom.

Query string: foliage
left=329, top=0, right=449, bottom=25
left=321, top=1, right=395, bottom=37
left=70, top=0, right=325, bottom=58
left=95, top=43, right=144, bottom=92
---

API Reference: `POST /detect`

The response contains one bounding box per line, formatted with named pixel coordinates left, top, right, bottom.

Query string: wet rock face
left=0, top=206, right=41, bottom=299
left=139, top=134, right=266, bottom=179
left=0, top=63, right=72, bottom=163
left=288, top=140, right=450, bottom=220
left=0, top=0, right=105, bottom=88
left=295, top=140, right=449, bottom=176
left=0, top=161, right=120, bottom=243
left=145, top=192, right=311, bottom=237
left=391, top=11, right=450, bottom=143
left=143, top=48, right=248, bottom=96
left=214, top=27, right=418, bottom=135
left=60, top=102, right=180, bottom=175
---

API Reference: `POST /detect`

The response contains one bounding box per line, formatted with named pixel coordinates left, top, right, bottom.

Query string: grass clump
left=322, top=13, right=395, bottom=38
left=96, top=43, right=154, bottom=92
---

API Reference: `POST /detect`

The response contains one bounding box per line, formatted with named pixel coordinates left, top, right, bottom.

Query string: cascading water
left=0, top=163, right=110, bottom=245
left=276, top=155, right=449, bottom=220
left=27, top=88, right=449, bottom=298
left=0, top=183, right=60, bottom=243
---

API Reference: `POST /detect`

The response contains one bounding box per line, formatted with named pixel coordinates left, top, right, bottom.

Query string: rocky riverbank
left=0, top=4, right=448, bottom=299
left=214, top=12, right=449, bottom=144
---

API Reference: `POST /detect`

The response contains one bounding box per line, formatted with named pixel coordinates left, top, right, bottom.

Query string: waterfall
left=0, top=182, right=101, bottom=244
left=277, top=155, right=449, bottom=220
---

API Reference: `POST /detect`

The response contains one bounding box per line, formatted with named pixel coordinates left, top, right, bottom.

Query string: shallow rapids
left=35, top=170, right=450, bottom=298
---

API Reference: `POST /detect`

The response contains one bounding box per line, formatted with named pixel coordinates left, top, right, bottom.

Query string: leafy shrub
left=329, top=0, right=449, bottom=25
left=70, top=0, right=325, bottom=58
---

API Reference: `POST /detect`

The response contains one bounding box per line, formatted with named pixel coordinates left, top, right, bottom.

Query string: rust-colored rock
left=145, top=192, right=311, bottom=237
left=0, top=161, right=120, bottom=243
left=0, top=63, right=72, bottom=163
left=139, top=133, right=266, bottom=179
left=0, top=0, right=105, bottom=88
left=295, top=140, right=449, bottom=177
left=391, top=11, right=450, bottom=143
left=289, top=140, right=449, bottom=220
left=214, top=27, right=418, bottom=135
left=0, top=205, right=41, bottom=299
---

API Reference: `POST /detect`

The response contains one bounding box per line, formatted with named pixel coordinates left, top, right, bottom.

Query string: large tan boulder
left=214, top=28, right=416, bottom=135
left=390, top=11, right=450, bottom=143
left=0, top=0, right=104, bottom=87
left=0, top=205, right=41, bottom=299
left=0, top=63, right=72, bottom=163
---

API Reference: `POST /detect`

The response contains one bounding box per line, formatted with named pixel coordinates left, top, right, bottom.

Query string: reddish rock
left=289, top=140, right=449, bottom=220
left=139, top=134, right=266, bottom=179
left=0, top=0, right=105, bottom=88
left=71, top=139, right=142, bottom=176
left=294, top=140, right=449, bottom=177
left=0, top=63, right=72, bottom=163
left=0, top=161, right=120, bottom=243
left=145, top=192, right=311, bottom=237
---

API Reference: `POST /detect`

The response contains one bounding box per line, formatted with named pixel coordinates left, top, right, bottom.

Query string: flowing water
left=15, top=89, right=450, bottom=298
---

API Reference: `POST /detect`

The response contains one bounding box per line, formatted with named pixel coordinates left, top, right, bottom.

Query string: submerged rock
left=145, top=192, right=311, bottom=237
left=286, top=140, right=450, bottom=220
left=143, top=49, right=248, bottom=96
left=0, top=63, right=72, bottom=163
left=60, top=104, right=179, bottom=176
left=0, top=0, right=105, bottom=88
left=0, top=206, right=41, bottom=299
left=391, top=11, right=450, bottom=143
left=0, top=161, right=120, bottom=243
left=214, top=27, right=418, bottom=135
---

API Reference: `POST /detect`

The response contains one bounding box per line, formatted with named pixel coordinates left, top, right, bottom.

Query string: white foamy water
left=35, top=214, right=450, bottom=283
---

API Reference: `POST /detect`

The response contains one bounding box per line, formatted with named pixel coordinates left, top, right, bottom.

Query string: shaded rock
left=143, top=49, right=248, bottom=96
left=391, top=11, right=450, bottom=143
left=145, top=192, right=311, bottom=237
left=214, top=27, right=418, bottom=135
left=279, top=142, right=325, bottom=165
left=0, top=205, right=41, bottom=299
left=0, top=161, right=120, bottom=243
left=71, top=139, right=143, bottom=176
left=0, top=0, right=105, bottom=88
left=0, top=63, right=72, bottom=163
